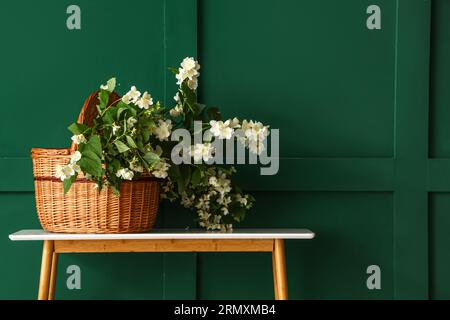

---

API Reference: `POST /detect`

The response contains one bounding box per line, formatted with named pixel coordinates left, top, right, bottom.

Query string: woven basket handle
left=70, top=91, right=120, bottom=153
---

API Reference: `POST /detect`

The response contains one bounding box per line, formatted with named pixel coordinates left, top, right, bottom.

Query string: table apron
left=53, top=239, right=275, bottom=253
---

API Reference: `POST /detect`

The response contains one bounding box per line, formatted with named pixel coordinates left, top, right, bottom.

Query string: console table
left=9, top=229, right=315, bottom=300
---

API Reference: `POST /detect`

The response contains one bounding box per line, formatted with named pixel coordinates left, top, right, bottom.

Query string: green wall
left=0, top=0, right=449, bottom=300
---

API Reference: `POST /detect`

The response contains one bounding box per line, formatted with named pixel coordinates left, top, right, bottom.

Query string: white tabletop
left=9, top=229, right=315, bottom=241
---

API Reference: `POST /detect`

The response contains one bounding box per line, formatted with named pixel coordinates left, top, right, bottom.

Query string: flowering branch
left=59, top=57, right=269, bottom=231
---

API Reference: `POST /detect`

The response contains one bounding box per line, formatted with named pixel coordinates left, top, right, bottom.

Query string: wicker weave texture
left=31, top=92, right=160, bottom=233
left=32, top=149, right=159, bottom=233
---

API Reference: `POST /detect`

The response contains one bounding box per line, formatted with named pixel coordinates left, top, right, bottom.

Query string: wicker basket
left=31, top=92, right=160, bottom=233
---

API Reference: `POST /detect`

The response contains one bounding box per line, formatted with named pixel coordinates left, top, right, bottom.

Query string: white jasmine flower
left=242, top=120, right=270, bottom=141
left=136, top=91, right=153, bottom=109
left=180, top=57, right=198, bottom=71
left=221, top=207, right=229, bottom=215
left=208, top=190, right=218, bottom=197
left=209, top=120, right=234, bottom=140
left=152, top=119, right=172, bottom=141
left=169, top=105, right=183, bottom=117
left=216, top=174, right=232, bottom=195
left=116, top=168, right=134, bottom=180
left=249, top=140, right=265, bottom=155
left=213, top=215, right=221, bottom=224
left=55, top=162, right=80, bottom=181
left=203, top=130, right=213, bottom=142
left=209, top=176, right=219, bottom=188
left=70, top=151, right=82, bottom=163
left=240, top=120, right=270, bottom=154
left=196, top=196, right=210, bottom=210
left=181, top=193, right=195, bottom=208
left=198, top=210, right=211, bottom=223
left=70, top=163, right=81, bottom=174
left=152, top=161, right=170, bottom=179
left=123, top=170, right=134, bottom=180
left=209, top=173, right=231, bottom=195
left=190, top=143, right=215, bottom=162
left=122, top=86, right=141, bottom=105
left=130, top=162, right=143, bottom=173
left=55, top=165, right=68, bottom=181
left=128, top=86, right=141, bottom=103
left=218, top=195, right=232, bottom=206
left=69, top=163, right=81, bottom=173
left=230, top=117, right=240, bottom=129
left=174, top=92, right=180, bottom=102
left=162, top=180, right=173, bottom=193
left=122, top=94, right=132, bottom=104
left=112, top=123, right=121, bottom=135
left=176, top=57, right=201, bottom=87
left=187, top=78, right=198, bottom=90
left=175, top=70, right=185, bottom=86
left=236, top=194, right=248, bottom=207
left=127, top=117, right=137, bottom=127
left=71, top=134, right=86, bottom=145
left=61, top=165, right=74, bottom=179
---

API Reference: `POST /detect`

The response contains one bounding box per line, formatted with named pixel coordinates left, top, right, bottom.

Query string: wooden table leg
left=38, top=240, right=54, bottom=300
left=272, top=239, right=288, bottom=300
left=272, top=249, right=279, bottom=300
left=48, top=252, right=58, bottom=300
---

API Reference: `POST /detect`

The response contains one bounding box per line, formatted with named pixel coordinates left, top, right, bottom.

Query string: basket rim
left=31, top=148, right=71, bottom=158
left=34, top=176, right=161, bottom=182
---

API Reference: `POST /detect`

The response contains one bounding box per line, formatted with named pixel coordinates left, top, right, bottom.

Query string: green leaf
left=106, top=144, right=118, bottom=156
left=99, top=90, right=109, bottom=109
left=126, top=136, right=137, bottom=149
left=183, top=112, right=194, bottom=129
left=63, top=173, right=78, bottom=194
left=84, top=135, right=102, bottom=158
left=206, top=107, right=222, bottom=121
left=103, top=111, right=114, bottom=125
left=117, top=107, right=127, bottom=120
left=191, top=168, right=201, bottom=186
left=168, top=163, right=180, bottom=178
left=181, top=81, right=197, bottom=106
left=143, top=152, right=160, bottom=166
left=78, top=151, right=102, bottom=177
left=168, top=67, right=179, bottom=74
left=142, top=130, right=150, bottom=143
left=106, top=77, right=116, bottom=92
left=116, top=101, right=128, bottom=109
left=177, top=165, right=191, bottom=194
left=68, top=123, right=89, bottom=135
left=110, top=159, right=121, bottom=171
left=114, top=140, right=130, bottom=153
left=221, top=214, right=235, bottom=224
left=140, top=117, right=155, bottom=128
left=193, top=103, right=205, bottom=117
left=232, top=207, right=246, bottom=222
left=128, top=106, right=138, bottom=117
